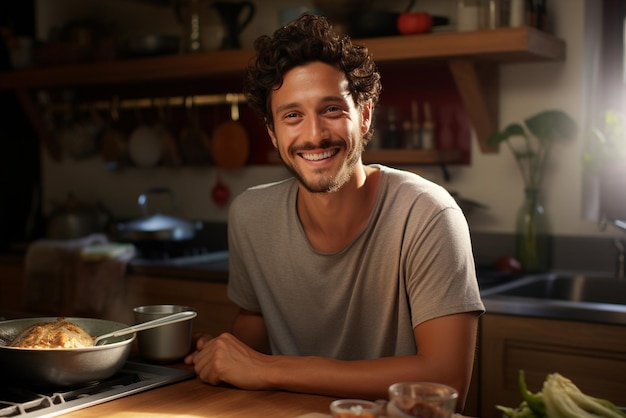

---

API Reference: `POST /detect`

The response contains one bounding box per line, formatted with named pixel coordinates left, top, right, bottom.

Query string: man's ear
left=266, top=125, right=278, bottom=148
left=361, top=101, right=373, bottom=135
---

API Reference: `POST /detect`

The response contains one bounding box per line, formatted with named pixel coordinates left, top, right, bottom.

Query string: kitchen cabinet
left=479, top=313, right=626, bottom=418
left=0, top=27, right=565, bottom=165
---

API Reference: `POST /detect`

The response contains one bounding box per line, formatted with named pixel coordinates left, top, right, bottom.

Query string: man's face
left=267, top=61, right=371, bottom=193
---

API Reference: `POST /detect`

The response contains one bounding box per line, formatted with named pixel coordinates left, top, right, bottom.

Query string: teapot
left=212, top=1, right=255, bottom=49
left=46, top=194, right=112, bottom=239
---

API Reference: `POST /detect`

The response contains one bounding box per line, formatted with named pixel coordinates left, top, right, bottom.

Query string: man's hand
left=184, top=332, right=272, bottom=390
left=184, top=332, right=213, bottom=365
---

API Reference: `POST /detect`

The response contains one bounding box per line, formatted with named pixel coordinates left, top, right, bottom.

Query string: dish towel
left=24, top=234, right=135, bottom=317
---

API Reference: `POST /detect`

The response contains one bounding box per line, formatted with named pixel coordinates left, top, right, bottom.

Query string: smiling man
left=184, top=14, right=484, bottom=411
left=270, top=61, right=368, bottom=196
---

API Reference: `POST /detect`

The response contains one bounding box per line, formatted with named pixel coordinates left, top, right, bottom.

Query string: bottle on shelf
left=405, top=100, right=422, bottom=149
left=383, top=107, right=401, bottom=149
left=509, top=0, right=525, bottom=27
left=421, top=102, right=435, bottom=150
left=481, top=0, right=502, bottom=29
left=457, top=0, right=481, bottom=31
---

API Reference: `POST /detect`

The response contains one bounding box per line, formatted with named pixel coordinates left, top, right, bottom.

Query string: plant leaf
left=487, top=123, right=526, bottom=146
left=525, top=110, right=577, bottom=142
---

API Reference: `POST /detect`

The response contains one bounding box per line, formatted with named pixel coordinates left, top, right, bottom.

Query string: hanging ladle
left=94, top=310, right=197, bottom=346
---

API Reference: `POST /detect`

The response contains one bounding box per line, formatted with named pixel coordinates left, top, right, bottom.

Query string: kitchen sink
left=480, top=272, right=626, bottom=325
left=483, top=273, right=626, bottom=304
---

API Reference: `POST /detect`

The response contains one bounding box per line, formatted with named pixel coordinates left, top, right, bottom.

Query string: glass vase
left=515, top=188, right=550, bottom=272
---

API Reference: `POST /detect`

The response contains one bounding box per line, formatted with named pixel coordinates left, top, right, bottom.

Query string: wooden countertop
left=62, top=365, right=336, bottom=417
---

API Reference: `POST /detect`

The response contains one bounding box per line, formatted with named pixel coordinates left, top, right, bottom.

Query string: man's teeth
left=302, top=150, right=337, bottom=161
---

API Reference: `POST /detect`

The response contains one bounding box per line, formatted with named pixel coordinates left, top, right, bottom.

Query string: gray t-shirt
left=227, top=164, right=484, bottom=360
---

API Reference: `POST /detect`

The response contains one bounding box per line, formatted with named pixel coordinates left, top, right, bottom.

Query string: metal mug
left=133, top=305, right=195, bottom=363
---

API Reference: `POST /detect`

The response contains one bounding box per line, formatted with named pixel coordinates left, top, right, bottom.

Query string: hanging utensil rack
left=42, top=92, right=247, bottom=113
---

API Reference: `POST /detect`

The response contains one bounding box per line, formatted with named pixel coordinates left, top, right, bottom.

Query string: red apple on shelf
left=397, top=12, right=433, bottom=35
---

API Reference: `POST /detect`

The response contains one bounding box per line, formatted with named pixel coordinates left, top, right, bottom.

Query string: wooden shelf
left=0, top=26, right=565, bottom=163
left=0, top=49, right=252, bottom=90
left=0, top=27, right=564, bottom=90
left=363, top=26, right=564, bottom=63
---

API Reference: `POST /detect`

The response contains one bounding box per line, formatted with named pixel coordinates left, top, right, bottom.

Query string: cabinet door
left=480, top=314, right=626, bottom=418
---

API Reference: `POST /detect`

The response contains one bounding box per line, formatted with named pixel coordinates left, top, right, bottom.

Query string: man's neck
left=296, top=165, right=380, bottom=253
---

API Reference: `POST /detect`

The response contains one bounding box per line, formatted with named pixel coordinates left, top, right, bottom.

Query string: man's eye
left=324, top=106, right=346, bottom=117
left=284, top=112, right=299, bottom=119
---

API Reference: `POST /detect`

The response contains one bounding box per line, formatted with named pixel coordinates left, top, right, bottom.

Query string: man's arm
left=189, top=311, right=479, bottom=411
left=184, top=308, right=270, bottom=362
left=231, top=309, right=271, bottom=354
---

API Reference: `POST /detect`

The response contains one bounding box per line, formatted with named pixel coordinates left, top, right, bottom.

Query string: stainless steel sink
left=484, top=273, right=626, bottom=304
left=480, top=272, right=626, bottom=325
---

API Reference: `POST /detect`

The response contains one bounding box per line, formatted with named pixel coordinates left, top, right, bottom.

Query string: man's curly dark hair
left=243, top=13, right=382, bottom=144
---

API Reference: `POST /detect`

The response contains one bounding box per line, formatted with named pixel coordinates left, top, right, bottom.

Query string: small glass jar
left=509, top=0, right=526, bottom=27
left=457, top=0, right=481, bottom=31
left=481, top=0, right=502, bottom=29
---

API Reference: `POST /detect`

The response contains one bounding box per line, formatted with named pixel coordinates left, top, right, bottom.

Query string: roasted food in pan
left=10, top=317, right=94, bottom=349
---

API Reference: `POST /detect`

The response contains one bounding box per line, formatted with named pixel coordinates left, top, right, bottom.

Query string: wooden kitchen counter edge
left=59, top=370, right=476, bottom=417
left=62, top=365, right=336, bottom=417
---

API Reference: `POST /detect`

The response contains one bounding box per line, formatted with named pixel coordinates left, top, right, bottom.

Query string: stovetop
left=0, top=362, right=195, bottom=418
left=130, top=249, right=229, bottom=267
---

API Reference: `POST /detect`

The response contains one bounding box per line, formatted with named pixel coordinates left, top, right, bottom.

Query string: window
left=582, top=0, right=626, bottom=224
left=598, top=0, right=626, bottom=113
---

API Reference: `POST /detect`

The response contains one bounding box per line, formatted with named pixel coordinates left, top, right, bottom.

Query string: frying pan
left=211, top=96, right=249, bottom=170
left=0, top=317, right=134, bottom=387
left=114, top=188, right=203, bottom=243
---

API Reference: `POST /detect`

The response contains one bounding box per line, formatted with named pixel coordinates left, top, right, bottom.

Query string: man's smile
left=299, top=148, right=340, bottom=161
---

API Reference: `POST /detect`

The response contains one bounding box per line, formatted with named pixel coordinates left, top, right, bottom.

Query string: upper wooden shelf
left=0, top=26, right=565, bottom=162
left=0, top=27, right=565, bottom=91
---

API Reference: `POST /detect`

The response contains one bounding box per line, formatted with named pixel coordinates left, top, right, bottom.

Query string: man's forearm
left=262, top=354, right=471, bottom=408
left=231, top=309, right=271, bottom=354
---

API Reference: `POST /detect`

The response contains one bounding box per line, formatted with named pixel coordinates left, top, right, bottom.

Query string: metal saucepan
left=0, top=317, right=134, bottom=387
left=94, top=310, right=196, bottom=345
left=114, top=187, right=203, bottom=243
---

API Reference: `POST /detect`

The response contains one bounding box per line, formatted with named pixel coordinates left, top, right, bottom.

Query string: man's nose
left=306, top=116, right=330, bottom=141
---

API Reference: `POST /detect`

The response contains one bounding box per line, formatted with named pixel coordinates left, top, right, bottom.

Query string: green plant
left=497, top=370, right=626, bottom=418
left=583, top=109, right=626, bottom=175
left=487, top=110, right=578, bottom=190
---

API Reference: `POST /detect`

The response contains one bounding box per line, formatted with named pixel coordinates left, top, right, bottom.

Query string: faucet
left=615, top=238, right=625, bottom=279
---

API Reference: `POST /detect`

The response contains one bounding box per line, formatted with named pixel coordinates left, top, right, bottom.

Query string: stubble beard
left=277, top=139, right=364, bottom=194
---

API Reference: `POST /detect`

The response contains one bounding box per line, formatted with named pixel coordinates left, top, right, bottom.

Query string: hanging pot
left=211, top=96, right=249, bottom=170
left=179, top=102, right=211, bottom=165
left=114, top=188, right=202, bottom=243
